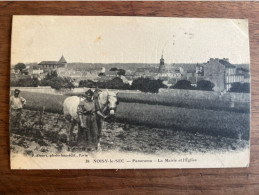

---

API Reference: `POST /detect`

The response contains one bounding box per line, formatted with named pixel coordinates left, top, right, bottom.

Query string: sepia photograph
left=9, top=16, right=250, bottom=169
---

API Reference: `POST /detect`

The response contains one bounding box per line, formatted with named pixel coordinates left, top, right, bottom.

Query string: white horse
left=63, top=90, right=118, bottom=150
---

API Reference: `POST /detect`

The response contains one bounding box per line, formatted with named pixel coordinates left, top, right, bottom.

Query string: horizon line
left=11, top=61, right=250, bottom=66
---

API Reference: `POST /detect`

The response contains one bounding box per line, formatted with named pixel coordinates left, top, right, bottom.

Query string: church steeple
left=160, top=54, right=164, bottom=65
left=159, top=54, right=165, bottom=73
left=57, top=54, right=67, bottom=68
left=58, top=54, right=67, bottom=64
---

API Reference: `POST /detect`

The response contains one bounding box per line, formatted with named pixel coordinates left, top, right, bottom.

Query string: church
left=158, top=55, right=166, bottom=73
left=38, top=55, right=67, bottom=70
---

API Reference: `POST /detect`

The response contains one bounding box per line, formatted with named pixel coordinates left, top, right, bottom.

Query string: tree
left=14, top=63, right=26, bottom=72
left=172, top=80, right=195, bottom=90
left=131, top=78, right=148, bottom=92
left=10, top=77, right=39, bottom=87
left=45, top=70, right=58, bottom=80
left=110, top=67, right=118, bottom=71
left=48, top=77, right=74, bottom=90
left=131, top=78, right=166, bottom=93
left=148, top=79, right=166, bottom=93
left=79, top=80, right=97, bottom=88
left=40, top=71, right=74, bottom=90
left=117, top=69, right=126, bottom=76
left=98, top=72, right=105, bottom=76
left=230, top=82, right=250, bottom=93
left=96, top=77, right=129, bottom=89
left=107, top=77, right=125, bottom=89
left=197, top=80, right=215, bottom=91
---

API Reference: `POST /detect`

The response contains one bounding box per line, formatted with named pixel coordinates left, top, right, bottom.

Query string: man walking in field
left=10, top=89, right=26, bottom=129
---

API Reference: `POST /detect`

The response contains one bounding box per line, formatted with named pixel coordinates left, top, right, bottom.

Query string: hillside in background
left=67, top=63, right=159, bottom=71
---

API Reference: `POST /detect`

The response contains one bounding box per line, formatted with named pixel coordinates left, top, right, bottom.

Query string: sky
left=11, top=16, right=250, bottom=65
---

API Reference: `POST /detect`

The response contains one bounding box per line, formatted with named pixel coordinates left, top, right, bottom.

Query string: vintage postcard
left=10, top=16, right=250, bottom=169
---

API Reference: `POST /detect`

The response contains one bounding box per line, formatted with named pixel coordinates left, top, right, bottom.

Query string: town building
left=31, top=66, right=44, bottom=75
left=133, top=55, right=184, bottom=83
left=133, top=55, right=250, bottom=92
left=57, top=68, right=99, bottom=81
left=200, top=58, right=249, bottom=91
left=38, top=55, right=67, bottom=71
left=29, top=66, right=45, bottom=80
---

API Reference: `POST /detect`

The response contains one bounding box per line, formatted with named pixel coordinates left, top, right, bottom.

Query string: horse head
left=98, top=90, right=118, bottom=117
left=107, top=91, right=118, bottom=116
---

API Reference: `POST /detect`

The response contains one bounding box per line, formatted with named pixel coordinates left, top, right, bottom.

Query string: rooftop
left=38, top=61, right=58, bottom=65
left=58, top=55, right=67, bottom=64
left=218, top=59, right=236, bottom=68
left=38, top=55, right=67, bottom=66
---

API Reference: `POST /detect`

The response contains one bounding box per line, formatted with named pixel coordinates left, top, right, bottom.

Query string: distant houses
left=29, top=55, right=67, bottom=79
left=133, top=56, right=250, bottom=92
left=57, top=68, right=98, bottom=81
left=11, top=53, right=250, bottom=92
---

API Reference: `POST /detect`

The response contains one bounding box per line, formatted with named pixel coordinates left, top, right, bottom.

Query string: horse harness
left=95, top=92, right=108, bottom=116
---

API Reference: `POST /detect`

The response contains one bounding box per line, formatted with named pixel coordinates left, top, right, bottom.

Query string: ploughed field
left=10, top=109, right=249, bottom=156
left=12, top=90, right=250, bottom=140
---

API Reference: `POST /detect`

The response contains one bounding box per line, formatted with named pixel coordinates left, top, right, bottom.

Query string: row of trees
left=11, top=71, right=249, bottom=93
left=11, top=71, right=75, bottom=90
left=172, top=79, right=250, bottom=93
left=79, top=77, right=130, bottom=90
left=11, top=77, right=40, bottom=87
left=131, top=78, right=166, bottom=93
left=172, top=80, right=215, bottom=91
left=109, top=68, right=126, bottom=76
left=98, top=68, right=126, bottom=76
left=79, top=77, right=166, bottom=93
left=79, top=78, right=215, bottom=93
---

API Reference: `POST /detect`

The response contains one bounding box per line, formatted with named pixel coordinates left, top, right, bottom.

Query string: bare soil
left=10, top=109, right=249, bottom=157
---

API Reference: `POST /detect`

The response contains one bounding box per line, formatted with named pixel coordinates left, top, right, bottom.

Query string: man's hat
left=14, top=89, right=20, bottom=94
left=94, top=87, right=102, bottom=92
left=85, top=89, right=94, bottom=97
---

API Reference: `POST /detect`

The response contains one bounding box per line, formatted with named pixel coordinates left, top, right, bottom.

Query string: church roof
left=58, top=55, right=67, bottom=64
left=38, top=55, right=67, bottom=66
left=38, top=61, right=58, bottom=65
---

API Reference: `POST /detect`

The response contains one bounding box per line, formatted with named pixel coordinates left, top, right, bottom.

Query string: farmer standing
left=77, top=89, right=98, bottom=149
left=10, top=89, right=26, bottom=129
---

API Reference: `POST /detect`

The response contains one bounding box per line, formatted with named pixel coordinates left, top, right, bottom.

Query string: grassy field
left=115, top=102, right=250, bottom=140
left=117, top=92, right=250, bottom=113
left=65, top=90, right=250, bottom=112
left=13, top=91, right=250, bottom=140
left=15, top=91, right=66, bottom=113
